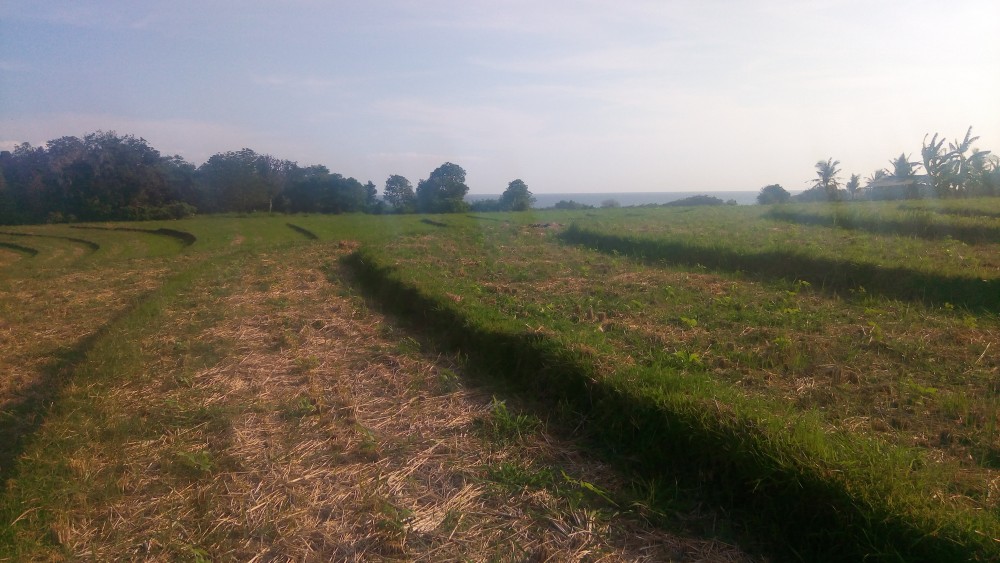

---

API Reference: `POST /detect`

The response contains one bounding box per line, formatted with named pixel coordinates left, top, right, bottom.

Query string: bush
left=665, top=195, right=726, bottom=207
left=757, top=184, right=790, bottom=205
left=552, top=200, right=594, bottom=210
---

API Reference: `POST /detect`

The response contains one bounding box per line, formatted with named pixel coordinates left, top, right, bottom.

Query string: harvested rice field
left=2, top=201, right=1000, bottom=560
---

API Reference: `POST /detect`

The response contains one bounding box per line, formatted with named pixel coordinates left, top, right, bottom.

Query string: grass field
left=1, top=200, right=999, bottom=560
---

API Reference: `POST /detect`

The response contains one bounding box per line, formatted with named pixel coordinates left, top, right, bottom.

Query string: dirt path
left=41, top=243, right=752, bottom=561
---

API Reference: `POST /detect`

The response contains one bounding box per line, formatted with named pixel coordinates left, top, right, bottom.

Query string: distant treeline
left=0, top=131, right=516, bottom=225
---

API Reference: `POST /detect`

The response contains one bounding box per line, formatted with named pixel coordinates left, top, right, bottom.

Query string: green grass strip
left=343, top=247, right=1000, bottom=562
left=560, top=224, right=1000, bottom=311
left=766, top=207, right=1000, bottom=245
left=0, top=241, right=39, bottom=256
left=0, top=251, right=241, bottom=557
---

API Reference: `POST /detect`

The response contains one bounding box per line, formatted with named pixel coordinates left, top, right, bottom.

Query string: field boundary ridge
left=341, top=247, right=999, bottom=562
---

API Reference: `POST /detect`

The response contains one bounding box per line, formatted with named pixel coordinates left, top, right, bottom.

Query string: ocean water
left=466, top=191, right=762, bottom=208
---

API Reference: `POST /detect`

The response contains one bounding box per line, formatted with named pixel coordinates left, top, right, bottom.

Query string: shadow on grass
left=71, top=225, right=196, bottom=247
left=766, top=207, right=1000, bottom=245
left=286, top=223, right=319, bottom=240
left=419, top=218, right=449, bottom=228
left=559, top=224, right=1000, bottom=311
left=0, top=232, right=100, bottom=251
left=0, top=298, right=148, bottom=486
left=0, top=241, right=39, bottom=256
left=339, top=249, right=994, bottom=562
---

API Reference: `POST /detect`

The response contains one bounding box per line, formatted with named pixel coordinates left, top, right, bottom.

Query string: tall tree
left=888, top=153, right=920, bottom=179
left=922, top=133, right=951, bottom=196
left=885, top=153, right=922, bottom=198
left=284, top=166, right=368, bottom=214
left=416, top=162, right=469, bottom=213
left=757, top=184, right=790, bottom=204
left=966, top=150, right=999, bottom=196
left=65, top=132, right=172, bottom=220
left=923, top=127, right=991, bottom=197
left=364, top=181, right=378, bottom=207
left=3, top=143, right=52, bottom=222
left=812, top=158, right=842, bottom=200
left=197, top=148, right=296, bottom=213
left=845, top=173, right=861, bottom=200
left=499, top=179, right=534, bottom=211
left=383, top=174, right=415, bottom=212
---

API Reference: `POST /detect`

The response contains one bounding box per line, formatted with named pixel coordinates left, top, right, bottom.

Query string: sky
left=1, top=1, right=998, bottom=195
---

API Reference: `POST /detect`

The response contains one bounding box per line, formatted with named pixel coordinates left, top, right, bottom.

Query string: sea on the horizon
left=466, top=191, right=772, bottom=208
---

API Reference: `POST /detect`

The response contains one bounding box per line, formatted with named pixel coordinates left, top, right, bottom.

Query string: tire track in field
left=0, top=263, right=173, bottom=484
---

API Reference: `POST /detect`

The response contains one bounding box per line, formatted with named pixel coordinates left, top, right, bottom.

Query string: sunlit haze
left=2, top=0, right=998, bottom=194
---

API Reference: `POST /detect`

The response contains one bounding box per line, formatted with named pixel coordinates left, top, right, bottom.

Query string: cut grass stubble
left=342, top=217, right=1000, bottom=561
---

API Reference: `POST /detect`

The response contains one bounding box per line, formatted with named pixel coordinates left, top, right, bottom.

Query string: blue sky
left=2, top=1, right=998, bottom=194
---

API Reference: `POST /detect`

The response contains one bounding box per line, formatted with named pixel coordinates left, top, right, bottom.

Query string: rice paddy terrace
left=1, top=200, right=999, bottom=561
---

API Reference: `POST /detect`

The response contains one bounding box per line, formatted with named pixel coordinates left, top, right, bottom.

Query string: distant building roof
left=861, top=174, right=933, bottom=199
left=869, top=175, right=931, bottom=189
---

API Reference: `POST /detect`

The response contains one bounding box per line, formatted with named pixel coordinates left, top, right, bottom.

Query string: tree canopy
left=499, top=179, right=534, bottom=211
left=415, top=162, right=470, bottom=213
left=757, top=184, right=790, bottom=205
left=0, top=133, right=499, bottom=224
left=813, top=158, right=842, bottom=200
left=0, top=131, right=196, bottom=223
left=0, top=131, right=383, bottom=224
left=383, top=174, right=416, bottom=212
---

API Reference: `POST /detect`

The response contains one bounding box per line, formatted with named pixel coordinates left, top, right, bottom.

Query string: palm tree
left=865, top=169, right=887, bottom=188
left=888, top=153, right=922, bottom=198
left=845, top=173, right=861, bottom=200
left=966, top=149, right=997, bottom=195
left=888, top=153, right=920, bottom=179
left=922, top=133, right=951, bottom=196
left=948, top=127, right=985, bottom=196
left=813, top=158, right=842, bottom=200
left=921, top=127, right=987, bottom=196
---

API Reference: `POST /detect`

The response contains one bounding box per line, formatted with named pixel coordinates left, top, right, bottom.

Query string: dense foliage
left=415, top=162, right=470, bottom=213
left=0, top=131, right=471, bottom=224
left=756, top=184, right=791, bottom=204
left=0, top=132, right=198, bottom=224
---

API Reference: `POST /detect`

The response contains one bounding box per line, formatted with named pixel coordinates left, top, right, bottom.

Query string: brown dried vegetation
left=0, top=263, right=171, bottom=444
left=27, top=243, right=751, bottom=561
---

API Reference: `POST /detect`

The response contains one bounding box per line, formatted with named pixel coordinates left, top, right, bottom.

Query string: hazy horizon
left=2, top=1, right=998, bottom=195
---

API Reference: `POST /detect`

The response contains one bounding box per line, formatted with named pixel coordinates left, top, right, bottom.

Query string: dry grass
left=0, top=264, right=171, bottom=417
left=48, top=243, right=753, bottom=561
left=0, top=249, right=24, bottom=268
